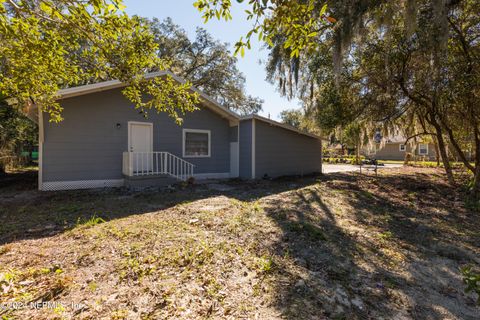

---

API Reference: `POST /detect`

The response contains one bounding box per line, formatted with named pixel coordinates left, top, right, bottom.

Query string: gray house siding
left=229, top=125, right=238, bottom=142
left=374, top=142, right=437, bottom=161
left=374, top=143, right=409, bottom=161
left=42, top=88, right=232, bottom=183
left=238, top=120, right=253, bottom=179
left=254, top=120, right=322, bottom=179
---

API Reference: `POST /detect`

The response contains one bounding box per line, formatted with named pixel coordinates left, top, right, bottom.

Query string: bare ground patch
left=0, top=167, right=479, bottom=319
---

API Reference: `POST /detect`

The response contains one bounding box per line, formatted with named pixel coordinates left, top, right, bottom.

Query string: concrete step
left=124, top=174, right=179, bottom=188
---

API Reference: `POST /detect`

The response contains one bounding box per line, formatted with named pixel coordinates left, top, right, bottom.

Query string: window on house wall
left=399, top=144, right=406, bottom=152
left=418, top=143, right=428, bottom=155
left=183, top=129, right=211, bottom=157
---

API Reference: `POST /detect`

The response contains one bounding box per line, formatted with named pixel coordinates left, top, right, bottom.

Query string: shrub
left=465, top=177, right=474, bottom=192
left=461, top=265, right=480, bottom=305
left=257, top=255, right=274, bottom=273
left=75, top=214, right=106, bottom=228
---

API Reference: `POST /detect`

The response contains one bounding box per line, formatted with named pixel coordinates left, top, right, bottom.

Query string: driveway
left=322, top=163, right=403, bottom=174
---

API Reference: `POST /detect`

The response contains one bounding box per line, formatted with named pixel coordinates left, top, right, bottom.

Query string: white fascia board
left=56, top=71, right=168, bottom=99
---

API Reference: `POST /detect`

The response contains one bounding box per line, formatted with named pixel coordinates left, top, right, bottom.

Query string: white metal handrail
left=122, top=151, right=194, bottom=181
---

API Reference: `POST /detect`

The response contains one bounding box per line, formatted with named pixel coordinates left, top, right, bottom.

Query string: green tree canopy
left=280, top=108, right=321, bottom=135
left=0, top=0, right=199, bottom=123
left=280, top=109, right=303, bottom=128
left=145, top=17, right=262, bottom=115
left=0, top=100, right=37, bottom=172
left=194, top=0, right=453, bottom=67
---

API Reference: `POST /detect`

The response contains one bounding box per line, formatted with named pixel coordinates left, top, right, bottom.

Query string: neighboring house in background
left=24, top=71, right=324, bottom=191
left=368, top=136, right=438, bottom=161
left=325, top=143, right=345, bottom=156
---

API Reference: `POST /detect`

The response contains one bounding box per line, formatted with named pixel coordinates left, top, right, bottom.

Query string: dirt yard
left=0, top=167, right=479, bottom=319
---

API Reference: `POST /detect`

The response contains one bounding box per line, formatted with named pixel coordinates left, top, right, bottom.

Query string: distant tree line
left=143, top=17, right=262, bottom=116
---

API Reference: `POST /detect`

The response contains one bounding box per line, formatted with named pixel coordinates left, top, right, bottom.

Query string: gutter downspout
left=251, top=118, right=256, bottom=179
left=38, top=106, right=44, bottom=191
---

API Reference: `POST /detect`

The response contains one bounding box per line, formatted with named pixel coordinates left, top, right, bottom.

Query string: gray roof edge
left=56, top=71, right=240, bottom=121
left=240, top=114, right=327, bottom=141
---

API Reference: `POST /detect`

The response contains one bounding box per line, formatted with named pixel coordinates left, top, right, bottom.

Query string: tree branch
left=405, top=132, right=435, bottom=144
left=440, top=118, right=475, bottom=172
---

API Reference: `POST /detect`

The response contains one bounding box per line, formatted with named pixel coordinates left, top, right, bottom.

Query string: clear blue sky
left=123, top=0, right=300, bottom=120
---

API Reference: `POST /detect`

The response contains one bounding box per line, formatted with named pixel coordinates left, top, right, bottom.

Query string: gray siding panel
left=238, top=120, right=252, bottom=179
left=373, top=143, right=407, bottom=161
left=373, top=143, right=437, bottom=161
left=43, top=88, right=232, bottom=182
left=254, top=120, right=322, bottom=178
left=229, top=125, right=238, bottom=142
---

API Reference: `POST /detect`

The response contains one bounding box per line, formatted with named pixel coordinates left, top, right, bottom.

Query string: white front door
left=128, top=122, right=153, bottom=173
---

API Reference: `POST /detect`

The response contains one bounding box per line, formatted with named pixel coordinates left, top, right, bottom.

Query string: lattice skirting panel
left=41, top=179, right=125, bottom=191
left=193, top=172, right=231, bottom=180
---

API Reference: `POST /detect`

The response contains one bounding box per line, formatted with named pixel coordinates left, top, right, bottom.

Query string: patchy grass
left=461, top=265, right=480, bottom=305
left=75, top=214, right=106, bottom=228
left=0, top=167, right=479, bottom=319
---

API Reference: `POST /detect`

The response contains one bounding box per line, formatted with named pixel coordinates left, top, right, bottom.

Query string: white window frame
left=399, top=144, right=406, bottom=152
left=418, top=143, right=429, bottom=155
left=182, top=129, right=211, bottom=158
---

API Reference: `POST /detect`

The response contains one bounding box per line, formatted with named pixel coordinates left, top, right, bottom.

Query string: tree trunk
left=432, top=123, right=455, bottom=185
left=472, top=131, right=480, bottom=197
left=442, top=121, right=475, bottom=173
left=433, top=139, right=441, bottom=167
left=356, top=140, right=360, bottom=165
left=473, top=166, right=480, bottom=197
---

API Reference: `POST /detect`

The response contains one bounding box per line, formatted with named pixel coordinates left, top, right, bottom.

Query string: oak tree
left=0, top=0, right=199, bottom=124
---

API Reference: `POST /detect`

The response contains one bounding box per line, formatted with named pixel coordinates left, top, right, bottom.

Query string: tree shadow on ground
left=0, top=169, right=478, bottom=319
left=259, top=172, right=479, bottom=319
left=0, top=170, right=321, bottom=245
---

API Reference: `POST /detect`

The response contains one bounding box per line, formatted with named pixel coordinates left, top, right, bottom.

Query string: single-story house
left=25, top=71, right=324, bottom=191
left=368, top=136, right=437, bottom=161
left=325, top=143, right=346, bottom=156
